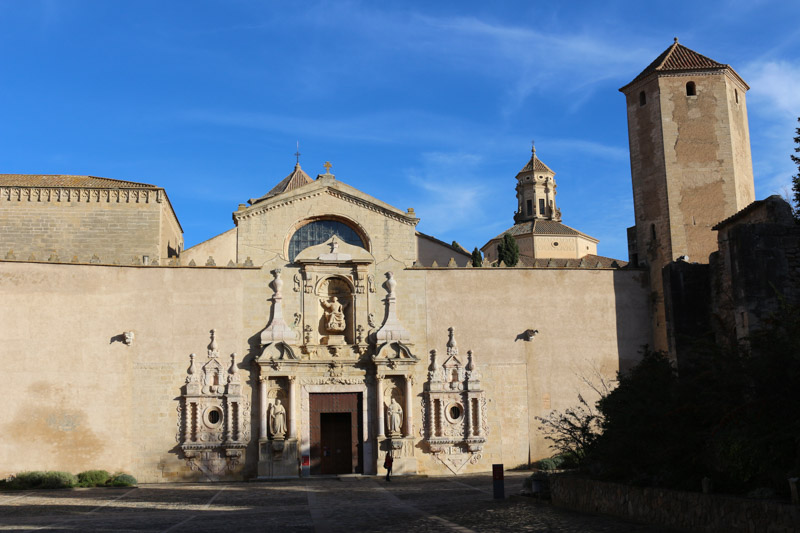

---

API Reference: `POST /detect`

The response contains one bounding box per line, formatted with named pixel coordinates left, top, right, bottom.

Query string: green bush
left=534, top=455, right=568, bottom=471
left=2, top=471, right=77, bottom=490
left=107, top=473, right=137, bottom=487
left=77, top=470, right=110, bottom=487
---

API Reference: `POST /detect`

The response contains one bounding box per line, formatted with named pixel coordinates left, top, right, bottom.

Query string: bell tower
left=620, top=38, right=755, bottom=352
left=514, top=143, right=561, bottom=224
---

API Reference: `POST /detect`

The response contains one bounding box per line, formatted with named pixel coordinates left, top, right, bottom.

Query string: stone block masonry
left=551, top=475, right=800, bottom=532
left=0, top=186, right=181, bottom=263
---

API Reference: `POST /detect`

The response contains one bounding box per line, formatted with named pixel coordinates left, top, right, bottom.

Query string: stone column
left=465, top=395, right=473, bottom=437
left=437, top=396, right=445, bottom=437
left=404, top=376, right=413, bottom=437
left=191, top=402, right=198, bottom=442
left=288, top=376, right=297, bottom=439
left=474, top=397, right=482, bottom=436
left=376, top=374, right=385, bottom=437
left=259, top=375, right=268, bottom=440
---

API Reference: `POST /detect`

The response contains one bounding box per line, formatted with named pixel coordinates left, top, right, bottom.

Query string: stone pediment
left=234, top=175, right=418, bottom=227
left=294, top=236, right=373, bottom=264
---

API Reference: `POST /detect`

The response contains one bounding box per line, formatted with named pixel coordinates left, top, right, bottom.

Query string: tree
left=470, top=247, right=482, bottom=267
left=792, top=117, right=800, bottom=219
left=496, top=233, right=519, bottom=267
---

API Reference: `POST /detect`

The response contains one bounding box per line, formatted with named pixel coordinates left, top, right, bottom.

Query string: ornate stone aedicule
left=177, top=329, right=250, bottom=480
left=422, top=327, right=487, bottom=474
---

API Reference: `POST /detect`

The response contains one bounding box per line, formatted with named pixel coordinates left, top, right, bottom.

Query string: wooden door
left=309, top=393, right=362, bottom=475
left=320, top=413, right=352, bottom=474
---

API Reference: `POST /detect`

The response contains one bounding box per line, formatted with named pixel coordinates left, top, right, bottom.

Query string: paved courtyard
left=0, top=472, right=677, bottom=532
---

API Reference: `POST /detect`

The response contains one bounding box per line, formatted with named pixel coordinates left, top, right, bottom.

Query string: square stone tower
left=620, top=38, right=755, bottom=352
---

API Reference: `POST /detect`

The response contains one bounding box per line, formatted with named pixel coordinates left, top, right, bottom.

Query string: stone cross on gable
left=323, top=161, right=332, bottom=174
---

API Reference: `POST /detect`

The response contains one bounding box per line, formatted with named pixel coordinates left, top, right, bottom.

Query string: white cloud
left=745, top=61, right=800, bottom=117
left=742, top=60, right=800, bottom=198
left=402, top=151, right=493, bottom=238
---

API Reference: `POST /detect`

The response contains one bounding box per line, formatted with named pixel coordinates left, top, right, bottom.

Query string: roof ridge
left=249, top=163, right=314, bottom=205
left=620, top=39, right=730, bottom=92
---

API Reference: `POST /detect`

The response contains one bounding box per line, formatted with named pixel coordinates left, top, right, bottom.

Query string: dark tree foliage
left=536, top=393, right=600, bottom=468
left=496, top=233, right=519, bottom=267
left=470, top=247, right=482, bottom=267
left=583, top=302, right=800, bottom=495
left=792, top=117, right=800, bottom=219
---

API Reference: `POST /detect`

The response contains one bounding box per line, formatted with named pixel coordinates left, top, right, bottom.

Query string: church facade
left=0, top=40, right=761, bottom=482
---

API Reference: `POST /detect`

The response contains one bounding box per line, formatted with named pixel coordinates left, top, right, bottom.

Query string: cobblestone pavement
left=0, top=472, right=679, bottom=532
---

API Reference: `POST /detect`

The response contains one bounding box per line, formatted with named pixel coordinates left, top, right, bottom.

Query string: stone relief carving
left=422, top=328, right=487, bottom=474
left=270, top=399, right=287, bottom=439
left=177, top=329, right=250, bottom=480
left=293, top=273, right=301, bottom=292
left=387, top=397, right=403, bottom=436
left=320, top=297, right=348, bottom=333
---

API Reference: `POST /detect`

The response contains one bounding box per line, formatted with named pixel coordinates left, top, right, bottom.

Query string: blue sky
left=1, top=1, right=799, bottom=260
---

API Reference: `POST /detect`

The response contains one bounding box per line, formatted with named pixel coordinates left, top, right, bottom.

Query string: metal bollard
left=492, top=464, right=504, bottom=499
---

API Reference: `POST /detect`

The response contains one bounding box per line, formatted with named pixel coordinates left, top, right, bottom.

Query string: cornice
left=234, top=186, right=418, bottom=227
left=0, top=186, right=165, bottom=204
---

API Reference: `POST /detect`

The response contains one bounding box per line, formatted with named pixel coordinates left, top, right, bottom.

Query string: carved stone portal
left=422, top=327, right=487, bottom=474
left=177, top=329, right=250, bottom=480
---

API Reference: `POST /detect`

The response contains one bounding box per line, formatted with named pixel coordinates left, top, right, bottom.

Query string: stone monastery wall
left=0, top=260, right=650, bottom=482
left=0, top=187, right=181, bottom=264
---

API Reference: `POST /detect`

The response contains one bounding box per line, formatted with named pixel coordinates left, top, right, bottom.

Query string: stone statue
left=387, top=397, right=403, bottom=435
left=270, top=399, right=287, bottom=439
left=320, top=297, right=348, bottom=333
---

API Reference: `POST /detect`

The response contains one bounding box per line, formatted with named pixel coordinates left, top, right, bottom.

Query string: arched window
left=639, top=91, right=646, bottom=106
left=686, top=81, right=696, bottom=96
left=288, top=219, right=366, bottom=261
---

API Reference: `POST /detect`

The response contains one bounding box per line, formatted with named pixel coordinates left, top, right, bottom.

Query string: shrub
left=77, top=470, right=110, bottom=487
left=107, top=473, right=137, bottom=487
left=533, top=454, right=570, bottom=471
left=2, top=471, right=77, bottom=490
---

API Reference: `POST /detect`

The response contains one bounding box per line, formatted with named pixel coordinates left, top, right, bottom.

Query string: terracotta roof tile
left=249, top=164, right=313, bottom=205
left=620, top=39, right=732, bottom=91
left=0, top=174, right=156, bottom=188
left=489, top=220, right=589, bottom=241
left=519, top=156, right=554, bottom=174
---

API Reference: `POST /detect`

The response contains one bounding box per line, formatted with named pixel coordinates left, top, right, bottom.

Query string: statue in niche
left=270, top=399, right=287, bottom=439
left=320, top=297, right=348, bottom=333
left=387, top=397, right=403, bottom=436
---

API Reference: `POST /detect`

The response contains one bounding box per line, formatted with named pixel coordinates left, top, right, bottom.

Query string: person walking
left=384, top=451, right=393, bottom=481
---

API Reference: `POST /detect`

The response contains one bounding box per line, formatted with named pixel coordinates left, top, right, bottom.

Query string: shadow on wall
left=613, top=268, right=652, bottom=374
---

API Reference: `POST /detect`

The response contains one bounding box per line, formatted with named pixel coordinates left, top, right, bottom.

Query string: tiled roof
left=489, top=219, right=589, bottom=240
left=517, top=254, right=628, bottom=269
left=249, top=164, right=313, bottom=205
left=620, top=39, right=731, bottom=91
left=518, top=156, right=554, bottom=174
left=416, top=231, right=472, bottom=257
left=0, top=174, right=156, bottom=188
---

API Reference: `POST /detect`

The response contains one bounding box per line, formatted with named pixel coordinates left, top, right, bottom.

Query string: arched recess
left=284, top=215, right=371, bottom=261
left=315, top=275, right=356, bottom=344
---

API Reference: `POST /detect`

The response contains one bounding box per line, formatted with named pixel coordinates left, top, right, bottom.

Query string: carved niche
left=177, top=329, right=251, bottom=480
left=421, top=327, right=487, bottom=474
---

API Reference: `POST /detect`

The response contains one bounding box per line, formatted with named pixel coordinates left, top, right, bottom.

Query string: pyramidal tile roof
left=518, top=156, right=554, bottom=174
left=487, top=219, right=596, bottom=241
left=0, top=174, right=156, bottom=188
left=620, top=38, right=740, bottom=91
left=249, top=163, right=314, bottom=205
